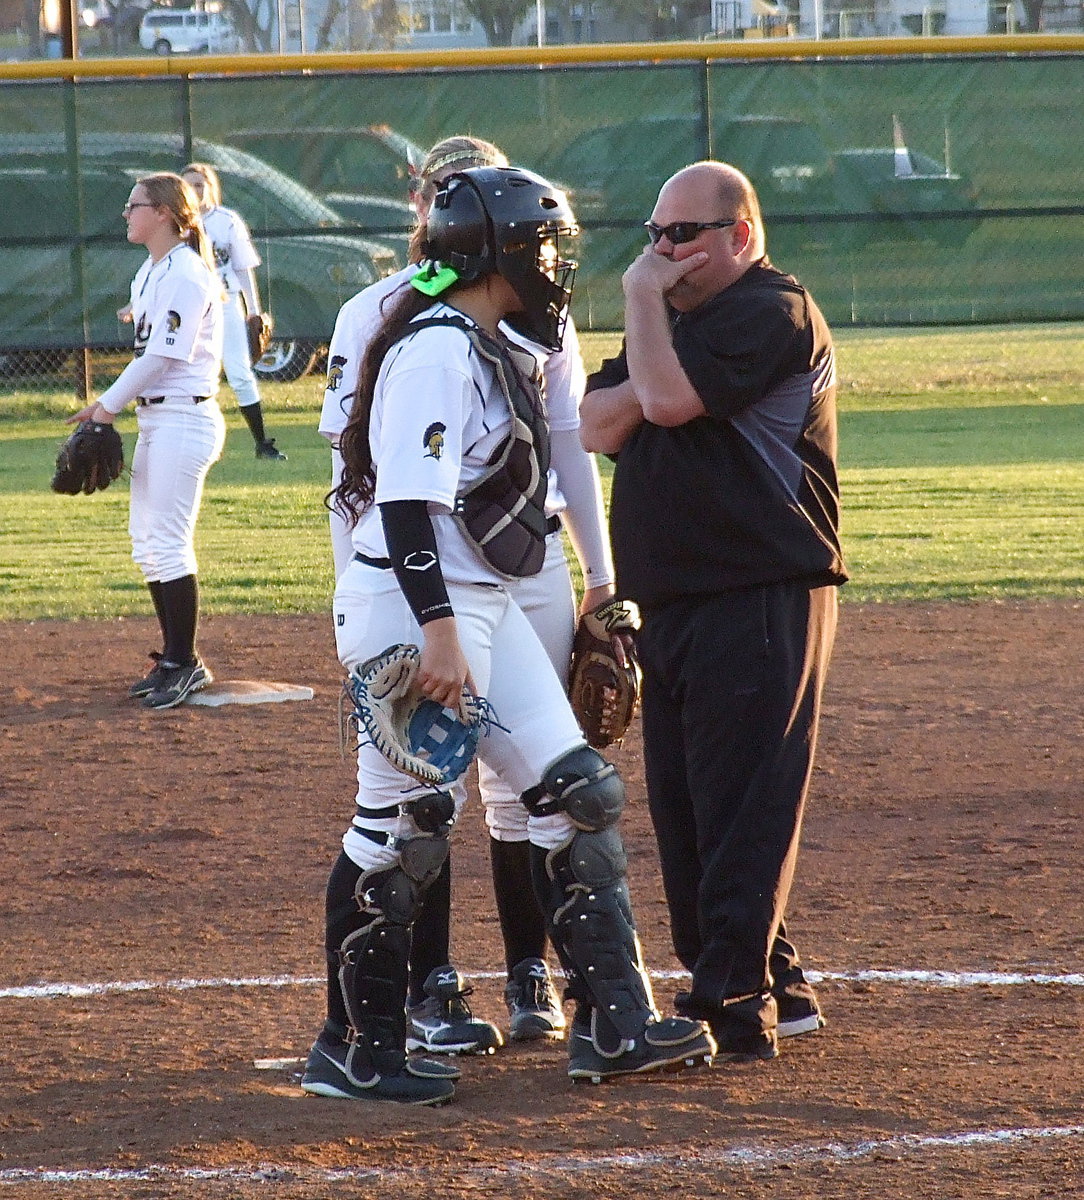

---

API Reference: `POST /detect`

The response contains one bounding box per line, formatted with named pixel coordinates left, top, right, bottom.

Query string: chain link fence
left=3, top=48, right=1084, bottom=396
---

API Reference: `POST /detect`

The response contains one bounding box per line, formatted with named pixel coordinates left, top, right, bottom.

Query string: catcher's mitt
left=246, top=311, right=273, bottom=362
left=51, top=420, right=125, bottom=496
left=569, top=598, right=643, bottom=749
left=342, top=643, right=484, bottom=787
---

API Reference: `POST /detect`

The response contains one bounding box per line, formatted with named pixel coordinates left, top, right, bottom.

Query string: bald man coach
left=580, top=161, right=848, bottom=1062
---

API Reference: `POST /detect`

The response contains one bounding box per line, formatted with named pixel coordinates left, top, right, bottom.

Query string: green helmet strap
left=411, top=261, right=460, bottom=296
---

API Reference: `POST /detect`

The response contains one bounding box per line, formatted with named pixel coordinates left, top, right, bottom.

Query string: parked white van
left=138, top=8, right=240, bottom=54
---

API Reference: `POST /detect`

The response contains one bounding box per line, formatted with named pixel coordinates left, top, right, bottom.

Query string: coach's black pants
left=637, top=581, right=838, bottom=1033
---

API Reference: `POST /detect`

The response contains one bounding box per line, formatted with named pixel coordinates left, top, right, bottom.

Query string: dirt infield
left=1, top=602, right=1081, bottom=1198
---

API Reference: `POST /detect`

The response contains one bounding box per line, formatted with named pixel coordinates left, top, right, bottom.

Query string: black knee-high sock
left=408, top=856, right=451, bottom=1006
left=147, top=580, right=167, bottom=649
left=158, top=574, right=199, bottom=665
left=240, top=402, right=267, bottom=445
left=491, top=837, right=548, bottom=976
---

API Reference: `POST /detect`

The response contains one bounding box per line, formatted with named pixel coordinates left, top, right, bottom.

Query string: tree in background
left=460, top=0, right=533, bottom=44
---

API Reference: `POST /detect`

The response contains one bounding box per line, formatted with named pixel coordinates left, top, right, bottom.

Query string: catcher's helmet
left=424, top=166, right=578, bottom=352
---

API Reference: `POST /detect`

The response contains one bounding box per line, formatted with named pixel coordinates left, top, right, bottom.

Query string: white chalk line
left=2, top=966, right=1081, bottom=1001
left=0, top=1124, right=1081, bottom=1187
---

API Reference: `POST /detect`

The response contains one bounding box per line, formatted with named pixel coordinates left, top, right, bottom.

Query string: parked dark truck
left=0, top=133, right=399, bottom=382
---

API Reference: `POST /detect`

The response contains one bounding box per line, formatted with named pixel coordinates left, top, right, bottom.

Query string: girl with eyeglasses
left=65, top=171, right=225, bottom=710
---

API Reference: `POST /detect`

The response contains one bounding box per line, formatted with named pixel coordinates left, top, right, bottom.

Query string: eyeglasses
left=644, top=219, right=737, bottom=245
left=122, top=202, right=155, bottom=217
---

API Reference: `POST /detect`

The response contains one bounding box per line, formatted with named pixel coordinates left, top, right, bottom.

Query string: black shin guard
left=158, top=574, right=199, bottom=665
left=491, top=838, right=547, bottom=974
left=241, top=402, right=267, bottom=446
left=532, top=833, right=658, bottom=1053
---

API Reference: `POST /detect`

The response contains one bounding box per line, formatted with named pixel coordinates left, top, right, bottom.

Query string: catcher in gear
left=51, top=420, right=125, bottom=495
left=181, top=162, right=286, bottom=461
left=321, top=136, right=621, bottom=1060
left=568, top=597, right=642, bottom=748
left=300, top=165, right=715, bottom=1108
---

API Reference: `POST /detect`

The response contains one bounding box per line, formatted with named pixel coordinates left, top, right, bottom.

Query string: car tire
left=253, top=339, right=319, bottom=383
left=153, top=37, right=171, bottom=54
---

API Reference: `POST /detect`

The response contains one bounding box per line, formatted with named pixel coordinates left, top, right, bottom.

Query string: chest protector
left=396, top=316, right=551, bottom=578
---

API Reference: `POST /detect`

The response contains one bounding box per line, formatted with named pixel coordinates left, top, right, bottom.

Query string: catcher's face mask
left=425, top=167, right=579, bottom=352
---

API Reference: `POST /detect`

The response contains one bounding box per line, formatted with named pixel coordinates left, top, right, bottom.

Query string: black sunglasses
left=644, top=219, right=737, bottom=245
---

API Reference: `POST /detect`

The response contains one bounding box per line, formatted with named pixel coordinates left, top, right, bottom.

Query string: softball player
left=181, top=162, right=286, bottom=461
left=67, top=172, right=225, bottom=710
left=319, top=138, right=617, bottom=1054
left=300, top=166, right=714, bottom=1106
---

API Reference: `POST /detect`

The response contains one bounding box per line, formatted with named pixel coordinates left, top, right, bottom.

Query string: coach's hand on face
left=622, top=245, right=708, bottom=301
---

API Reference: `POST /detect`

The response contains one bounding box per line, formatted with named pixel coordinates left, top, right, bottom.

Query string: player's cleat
left=143, top=657, right=212, bottom=710
left=300, top=1030, right=455, bottom=1106
left=255, top=439, right=287, bottom=461
left=128, top=651, right=167, bottom=699
left=406, top=965, right=504, bottom=1056
left=567, top=1015, right=715, bottom=1084
left=505, top=957, right=566, bottom=1041
left=776, top=995, right=826, bottom=1039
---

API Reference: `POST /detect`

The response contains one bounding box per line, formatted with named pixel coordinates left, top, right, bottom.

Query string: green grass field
left=1, top=323, right=1081, bottom=619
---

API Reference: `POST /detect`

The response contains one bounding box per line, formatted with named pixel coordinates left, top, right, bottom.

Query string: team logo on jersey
left=214, top=246, right=230, bottom=269
left=327, top=356, right=347, bottom=391
left=423, top=422, right=446, bottom=460
left=134, top=314, right=150, bottom=349
left=403, top=551, right=437, bottom=572
left=166, top=310, right=181, bottom=332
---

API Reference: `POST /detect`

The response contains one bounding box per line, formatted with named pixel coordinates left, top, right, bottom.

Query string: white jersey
left=319, top=264, right=584, bottom=517
left=128, top=244, right=222, bottom=399
left=351, top=301, right=534, bottom=587
left=200, top=205, right=260, bottom=295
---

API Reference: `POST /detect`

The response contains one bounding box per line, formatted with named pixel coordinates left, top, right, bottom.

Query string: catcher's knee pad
left=522, top=745, right=624, bottom=831
left=402, top=789, right=456, bottom=835
left=540, top=834, right=657, bottom=1051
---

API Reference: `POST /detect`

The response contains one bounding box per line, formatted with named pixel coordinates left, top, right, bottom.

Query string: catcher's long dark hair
left=329, top=284, right=437, bottom=521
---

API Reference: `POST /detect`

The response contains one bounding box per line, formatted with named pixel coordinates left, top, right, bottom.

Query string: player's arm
left=379, top=499, right=473, bottom=708
left=549, top=427, right=615, bottom=613
left=238, top=268, right=260, bottom=317
left=66, top=353, right=174, bottom=424
left=621, top=246, right=710, bottom=427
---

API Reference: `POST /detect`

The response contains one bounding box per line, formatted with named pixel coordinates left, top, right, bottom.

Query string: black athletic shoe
left=143, top=658, right=212, bottom=710
left=567, top=1015, right=715, bottom=1083
left=675, top=989, right=779, bottom=1062
left=505, top=957, right=566, bottom=1042
left=255, top=439, right=287, bottom=461
left=300, top=1030, right=455, bottom=1106
left=776, top=994, right=826, bottom=1039
left=406, top=965, right=503, bottom=1055
left=128, top=651, right=166, bottom=699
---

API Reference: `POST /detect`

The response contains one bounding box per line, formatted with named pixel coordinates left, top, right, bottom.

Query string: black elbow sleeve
left=379, top=500, right=454, bottom=626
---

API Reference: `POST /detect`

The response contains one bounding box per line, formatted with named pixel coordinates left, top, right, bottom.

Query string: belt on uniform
left=353, top=516, right=559, bottom=572
left=136, top=395, right=210, bottom=407
left=353, top=551, right=393, bottom=570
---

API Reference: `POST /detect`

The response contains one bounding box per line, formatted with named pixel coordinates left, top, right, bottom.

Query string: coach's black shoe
left=567, top=1013, right=715, bottom=1084
left=301, top=1030, right=455, bottom=1106
left=675, top=990, right=779, bottom=1063
left=255, top=439, right=287, bottom=461
left=776, top=994, right=826, bottom=1039
left=505, top=957, right=566, bottom=1042
left=143, top=657, right=212, bottom=710
left=128, top=651, right=166, bottom=699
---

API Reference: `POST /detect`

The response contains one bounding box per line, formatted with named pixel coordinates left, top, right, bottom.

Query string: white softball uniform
left=201, top=205, right=262, bottom=408
left=332, top=308, right=587, bottom=872
left=97, top=243, right=225, bottom=583
left=322, top=272, right=615, bottom=844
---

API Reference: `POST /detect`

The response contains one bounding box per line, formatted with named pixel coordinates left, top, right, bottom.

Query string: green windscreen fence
left=2, top=51, right=1084, bottom=361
